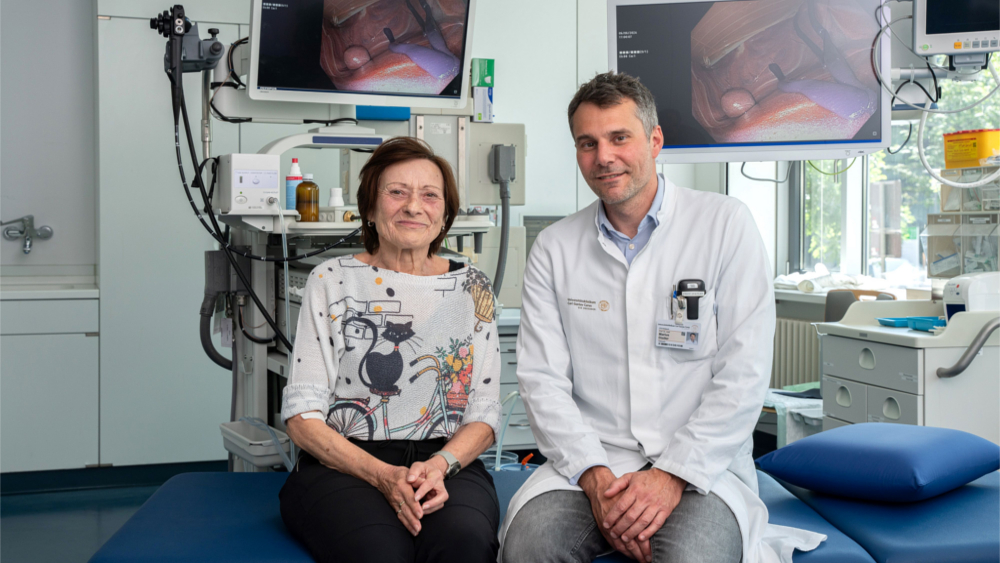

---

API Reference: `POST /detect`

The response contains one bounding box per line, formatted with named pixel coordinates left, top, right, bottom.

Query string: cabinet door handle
left=836, top=386, right=852, bottom=408
left=859, top=348, right=876, bottom=370
left=509, top=421, right=531, bottom=428
left=507, top=361, right=518, bottom=365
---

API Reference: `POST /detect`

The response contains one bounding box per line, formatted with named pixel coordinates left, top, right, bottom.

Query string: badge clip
left=677, top=279, right=706, bottom=320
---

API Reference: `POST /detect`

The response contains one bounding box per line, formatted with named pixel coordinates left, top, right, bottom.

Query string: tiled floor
left=1, top=486, right=158, bottom=563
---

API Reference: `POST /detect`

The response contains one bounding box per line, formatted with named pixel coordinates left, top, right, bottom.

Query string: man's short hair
left=567, top=72, right=659, bottom=138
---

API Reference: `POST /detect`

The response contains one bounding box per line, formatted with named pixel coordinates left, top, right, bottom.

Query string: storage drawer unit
left=866, top=386, right=922, bottom=425
left=822, top=376, right=868, bottom=424
left=822, top=335, right=921, bottom=394
left=500, top=416, right=536, bottom=448
left=1, top=333, right=99, bottom=472
left=499, top=335, right=518, bottom=385
left=498, top=361, right=536, bottom=448
left=495, top=329, right=537, bottom=449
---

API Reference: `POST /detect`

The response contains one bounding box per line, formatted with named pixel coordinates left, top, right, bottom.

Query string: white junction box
left=468, top=122, right=526, bottom=205
left=217, top=153, right=281, bottom=215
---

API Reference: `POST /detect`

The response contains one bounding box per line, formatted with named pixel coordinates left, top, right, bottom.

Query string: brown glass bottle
left=296, top=174, right=320, bottom=222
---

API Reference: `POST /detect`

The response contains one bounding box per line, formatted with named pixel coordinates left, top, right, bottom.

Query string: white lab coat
left=499, top=176, right=825, bottom=563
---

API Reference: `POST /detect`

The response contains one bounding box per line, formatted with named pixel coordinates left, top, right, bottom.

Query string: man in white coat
left=500, top=73, right=823, bottom=563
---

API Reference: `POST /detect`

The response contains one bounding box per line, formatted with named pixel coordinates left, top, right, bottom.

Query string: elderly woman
left=279, top=137, right=502, bottom=563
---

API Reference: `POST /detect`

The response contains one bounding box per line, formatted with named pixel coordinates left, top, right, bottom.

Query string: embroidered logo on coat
left=567, top=298, right=599, bottom=311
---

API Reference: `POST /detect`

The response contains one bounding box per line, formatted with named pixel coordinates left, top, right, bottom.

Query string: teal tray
left=907, top=316, right=946, bottom=332
left=876, top=317, right=910, bottom=327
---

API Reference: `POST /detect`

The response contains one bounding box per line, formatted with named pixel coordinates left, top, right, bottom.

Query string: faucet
left=2, top=215, right=54, bottom=255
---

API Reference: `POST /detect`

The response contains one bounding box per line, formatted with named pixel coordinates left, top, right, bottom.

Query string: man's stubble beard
left=588, top=158, right=654, bottom=207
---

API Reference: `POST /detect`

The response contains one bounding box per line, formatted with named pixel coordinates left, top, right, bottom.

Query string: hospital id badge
left=655, top=320, right=702, bottom=351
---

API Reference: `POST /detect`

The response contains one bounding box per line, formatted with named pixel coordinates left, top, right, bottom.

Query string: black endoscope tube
left=200, top=294, right=233, bottom=370
left=176, top=95, right=295, bottom=352
left=493, top=181, right=510, bottom=297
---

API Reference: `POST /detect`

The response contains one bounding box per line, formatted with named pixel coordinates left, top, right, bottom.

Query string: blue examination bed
left=89, top=470, right=997, bottom=563
left=781, top=472, right=1000, bottom=563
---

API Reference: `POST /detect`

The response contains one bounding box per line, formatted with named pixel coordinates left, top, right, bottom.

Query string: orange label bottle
left=296, top=173, right=320, bottom=222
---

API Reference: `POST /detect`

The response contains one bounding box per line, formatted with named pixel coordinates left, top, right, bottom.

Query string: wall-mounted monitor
left=248, top=0, right=476, bottom=109
left=608, top=0, right=891, bottom=164
left=912, top=0, right=999, bottom=57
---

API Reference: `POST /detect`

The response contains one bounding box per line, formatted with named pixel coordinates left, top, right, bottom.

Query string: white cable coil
left=873, top=14, right=1000, bottom=189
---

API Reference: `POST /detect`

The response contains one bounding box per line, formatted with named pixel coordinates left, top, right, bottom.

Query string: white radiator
left=771, top=318, right=821, bottom=389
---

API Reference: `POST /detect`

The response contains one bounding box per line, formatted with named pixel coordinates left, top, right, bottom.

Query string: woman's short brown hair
left=356, top=137, right=460, bottom=257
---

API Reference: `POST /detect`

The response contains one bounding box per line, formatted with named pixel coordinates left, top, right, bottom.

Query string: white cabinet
left=821, top=335, right=925, bottom=428
left=821, top=333, right=998, bottom=443
left=1, top=299, right=99, bottom=472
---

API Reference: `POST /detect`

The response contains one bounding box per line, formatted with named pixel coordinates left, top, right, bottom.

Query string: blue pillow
left=756, top=423, right=1000, bottom=502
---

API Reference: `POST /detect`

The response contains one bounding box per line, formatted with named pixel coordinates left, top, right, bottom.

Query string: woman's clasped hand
left=373, top=459, right=450, bottom=535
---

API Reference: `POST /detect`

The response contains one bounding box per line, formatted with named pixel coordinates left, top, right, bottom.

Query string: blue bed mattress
left=89, top=472, right=310, bottom=563
left=89, top=471, right=546, bottom=562
left=756, top=471, right=876, bottom=563
left=781, top=471, right=1000, bottom=563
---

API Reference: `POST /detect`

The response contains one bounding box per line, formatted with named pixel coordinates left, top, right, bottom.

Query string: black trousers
left=279, top=438, right=500, bottom=563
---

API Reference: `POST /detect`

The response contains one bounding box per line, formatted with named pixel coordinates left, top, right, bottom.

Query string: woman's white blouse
left=281, top=256, right=502, bottom=441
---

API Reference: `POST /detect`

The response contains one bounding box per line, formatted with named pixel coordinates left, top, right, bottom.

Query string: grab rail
left=937, top=317, right=1000, bottom=378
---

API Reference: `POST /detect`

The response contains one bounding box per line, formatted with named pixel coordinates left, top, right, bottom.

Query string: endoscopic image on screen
left=690, top=0, right=880, bottom=144
left=320, top=0, right=468, bottom=95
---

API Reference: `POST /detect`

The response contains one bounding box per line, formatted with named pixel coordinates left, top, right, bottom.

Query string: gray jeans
left=502, top=489, right=742, bottom=563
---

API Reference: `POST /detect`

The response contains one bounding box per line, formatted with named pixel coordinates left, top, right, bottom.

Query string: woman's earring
left=441, top=225, right=446, bottom=232
left=367, top=221, right=374, bottom=227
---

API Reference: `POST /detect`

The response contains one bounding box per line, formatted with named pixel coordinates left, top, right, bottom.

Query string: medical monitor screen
left=925, top=0, right=999, bottom=35
left=255, top=0, right=470, bottom=99
left=614, top=0, right=883, bottom=150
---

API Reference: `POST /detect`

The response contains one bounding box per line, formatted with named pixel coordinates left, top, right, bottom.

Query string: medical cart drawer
left=499, top=336, right=518, bottom=384
left=822, top=376, right=868, bottom=424
left=500, top=415, right=536, bottom=448
left=821, top=336, right=920, bottom=394
left=500, top=354, right=518, bottom=385
left=823, top=416, right=852, bottom=431
left=499, top=335, right=517, bottom=353
left=866, top=386, right=921, bottom=425
left=497, top=382, right=534, bottom=448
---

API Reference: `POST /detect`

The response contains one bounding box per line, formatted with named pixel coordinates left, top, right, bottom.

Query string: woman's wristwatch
left=430, top=451, right=461, bottom=479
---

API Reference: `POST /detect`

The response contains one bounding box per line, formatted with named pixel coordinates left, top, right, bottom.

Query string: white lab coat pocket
left=661, top=292, right=717, bottom=363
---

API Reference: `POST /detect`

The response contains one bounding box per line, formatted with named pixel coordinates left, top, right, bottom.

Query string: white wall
left=727, top=162, right=779, bottom=277
left=576, top=0, right=608, bottom=210
left=1, top=0, right=98, bottom=277
left=472, top=0, right=580, bottom=223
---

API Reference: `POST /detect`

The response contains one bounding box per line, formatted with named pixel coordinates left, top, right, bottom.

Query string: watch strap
left=430, top=450, right=461, bottom=478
